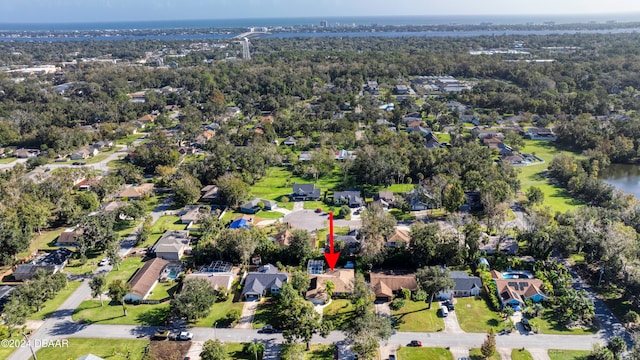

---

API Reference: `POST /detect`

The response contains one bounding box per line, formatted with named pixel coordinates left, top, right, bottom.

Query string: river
left=600, top=163, right=640, bottom=198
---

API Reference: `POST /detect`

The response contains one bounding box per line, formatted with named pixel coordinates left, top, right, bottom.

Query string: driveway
left=497, top=347, right=512, bottom=360
left=236, top=300, right=260, bottom=329
left=449, top=347, right=470, bottom=360
left=528, top=348, right=551, bottom=360
left=442, top=307, right=464, bottom=334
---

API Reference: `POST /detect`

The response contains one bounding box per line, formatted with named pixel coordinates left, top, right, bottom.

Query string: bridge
left=232, top=30, right=270, bottom=40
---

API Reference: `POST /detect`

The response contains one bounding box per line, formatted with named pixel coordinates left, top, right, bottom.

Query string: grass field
left=454, top=297, right=501, bottom=333
left=323, top=299, right=355, bottom=330
left=104, top=256, right=145, bottom=284
left=221, top=209, right=284, bottom=223
left=27, top=280, right=82, bottom=320
left=31, top=338, right=148, bottom=360
left=17, top=228, right=63, bottom=258
left=73, top=300, right=170, bottom=325
left=397, top=347, right=453, bottom=360
left=251, top=167, right=343, bottom=205
left=470, top=348, right=501, bottom=360
left=252, top=298, right=278, bottom=329
left=512, top=348, right=534, bottom=360
left=0, top=157, right=17, bottom=164
left=518, top=140, right=585, bottom=213
left=391, top=300, right=444, bottom=332
left=193, top=295, right=244, bottom=328
left=533, top=310, right=597, bottom=335
left=547, top=349, right=590, bottom=360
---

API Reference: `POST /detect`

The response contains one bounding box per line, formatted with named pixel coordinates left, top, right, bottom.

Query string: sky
left=1, top=0, right=640, bottom=23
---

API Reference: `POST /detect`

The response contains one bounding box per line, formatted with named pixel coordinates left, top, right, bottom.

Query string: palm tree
left=243, top=341, right=265, bottom=360
left=324, top=281, right=335, bottom=302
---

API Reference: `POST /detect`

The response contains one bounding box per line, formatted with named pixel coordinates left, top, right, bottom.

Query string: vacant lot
left=194, top=295, right=244, bottom=328
left=391, top=300, right=444, bottom=332
left=73, top=300, right=169, bottom=325
left=454, top=297, right=501, bottom=333
left=28, top=280, right=82, bottom=320
left=547, top=349, right=590, bottom=360
left=33, top=338, right=148, bottom=360
left=397, top=347, right=453, bottom=360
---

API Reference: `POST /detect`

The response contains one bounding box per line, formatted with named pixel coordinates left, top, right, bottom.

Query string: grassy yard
left=532, top=310, right=597, bottom=335
left=0, top=333, right=23, bottom=360
left=391, top=300, right=444, bottom=332
left=147, top=282, right=178, bottom=300
left=221, top=209, right=284, bottom=223
left=31, top=338, right=148, bottom=360
left=252, top=298, right=278, bottom=329
left=547, top=349, right=590, bottom=360
left=323, top=299, right=355, bottom=330
left=144, top=215, right=187, bottom=248
left=517, top=140, right=585, bottom=213
left=470, top=348, right=501, bottom=360
left=73, top=300, right=170, bottom=325
left=27, top=280, right=82, bottom=320
left=389, top=209, right=416, bottom=221
left=104, top=256, right=145, bottom=284
left=193, top=295, right=244, bottom=328
left=306, top=345, right=337, bottom=360
left=116, top=133, right=144, bottom=145
left=397, top=347, right=453, bottom=360
left=17, top=228, right=63, bottom=258
left=454, top=297, right=502, bottom=333
left=0, top=157, right=17, bottom=164
left=303, top=200, right=333, bottom=212
left=512, top=348, right=534, bottom=360
left=84, top=154, right=111, bottom=164
left=250, top=167, right=343, bottom=206
left=599, top=285, right=636, bottom=327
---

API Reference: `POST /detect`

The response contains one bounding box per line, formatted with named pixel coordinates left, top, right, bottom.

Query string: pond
left=600, top=163, right=640, bottom=199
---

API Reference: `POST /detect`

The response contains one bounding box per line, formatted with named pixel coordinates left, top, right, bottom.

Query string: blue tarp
left=230, top=219, right=248, bottom=229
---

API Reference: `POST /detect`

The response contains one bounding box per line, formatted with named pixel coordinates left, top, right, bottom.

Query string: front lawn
left=397, top=347, right=453, bottom=360
left=105, top=256, right=145, bottom=284
left=252, top=298, right=278, bottom=329
left=470, top=348, right=501, bottom=360
left=531, top=310, right=597, bottom=335
left=512, top=348, right=534, bottom=360
left=303, top=200, right=333, bottom=212
left=547, top=349, right=590, bottom=360
left=193, top=295, right=244, bottom=328
left=279, top=344, right=337, bottom=360
left=391, top=300, right=444, bottom=332
left=73, top=300, right=170, bottom=325
left=28, top=280, right=82, bottom=320
left=454, top=297, right=501, bottom=333
left=323, top=299, right=355, bottom=330
left=32, top=338, right=148, bottom=360
left=389, top=209, right=416, bottom=221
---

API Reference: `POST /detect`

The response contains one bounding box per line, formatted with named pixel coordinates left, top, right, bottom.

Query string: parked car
left=178, top=331, right=193, bottom=340
left=409, top=340, right=423, bottom=347
left=443, top=300, right=455, bottom=311
left=260, top=325, right=276, bottom=334
left=521, top=318, right=532, bottom=332
left=153, top=329, right=170, bottom=340
left=389, top=355, right=396, bottom=360
left=440, top=305, right=449, bottom=317
left=99, top=258, right=110, bottom=266
left=72, top=162, right=81, bottom=165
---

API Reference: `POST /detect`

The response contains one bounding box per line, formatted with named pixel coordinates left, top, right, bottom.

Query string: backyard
left=397, top=347, right=453, bottom=360
left=105, top=256, right=146, bottom=284
left=391, top=300, right=444, bottom=332
left=454, top=297, right=502, bottom=333
left=31, top=338, right=148, bottom=360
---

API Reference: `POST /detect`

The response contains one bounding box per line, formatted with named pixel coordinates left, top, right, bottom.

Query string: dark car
left=389, top=355, right=396, bottom=360
left=72, top=162, right=80, bottom=165
left=521, top=318, right=532, bottom=332
left=409, top=340, right=423, bottom=347
left=445, top=301, right=455, bottom=311
left=260, top=325, right=276, bottom=334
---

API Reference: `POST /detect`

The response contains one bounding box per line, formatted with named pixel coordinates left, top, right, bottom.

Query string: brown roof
left=387, top=229, right=410, bottom=245
left=482, top=137, right=503, bottom=145
left=306, top=269, right=355, bottom=300
left=118, top=183, right=154, bottom=198
left=369, top=272, right=418, bottom=298
left=137, top=114, right=156, bottom=122
left=58, top=228, right=83, bottom=245
left=102, top=201, right=127, bottom=213
left=275, top=230, right=293, bottom=246
left=378, top=190, right=395, bottom=202
left=490, top=270, right=503, bottom=279
left=185, top=273, right=235, bottom=290
left=128, top=258, right=169, bottom=298
left=494, top=279, right=545, bottom=303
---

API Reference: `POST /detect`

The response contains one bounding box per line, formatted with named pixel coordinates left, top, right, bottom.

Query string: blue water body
left=1, top=14, right=640, bottom=31
left=0, top=27, right=638, bottom=42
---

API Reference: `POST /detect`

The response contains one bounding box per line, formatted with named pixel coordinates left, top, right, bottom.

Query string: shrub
left=337, top=205, right=351, bottom=219
left=624, top=310, right=639, bottom=324
left=412, top=290, right=428, bottom=302
left=401, top=288, right=411, bottom=300
left=215, top=288, right=230, bottom=303
left=389, top=298, right=406, bottom=311
left=226, top=309, right=241, bottom=325
left=280, top=196, right=290, bottom=204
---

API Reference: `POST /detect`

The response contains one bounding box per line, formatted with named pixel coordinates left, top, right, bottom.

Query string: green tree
left=108, top=279, right=131, bottom=316
left=243, top=341, right=265, bottom=360
left=217, top=174, right=250, bottom=208
left=290, top=270, right=311, bottom=296
left=415, top=266, right=455, bottom=308
left=276, top=283, right=329, bottom=350
left=526, top=186, right=545, bottom=207
left=171, top=278, right=216, bottom=321
left=325, top=281, right=335, bottom=301
left=359, top=202, right=397, bottom=264
left=607, top=336, right=626, bottom=358
left=443, top=183, right=466, bottom=213
left=200, top=339, right=229, bottom=360
left=409, top=222, right=439, bottom=268
left=287, top=230, right=314, bottom=266
left=2, top=297, right=28, bottom=335
left=480, top=329, right=496, bottom=359
left=107, top=242, right=121, bottom=271
left=172, top=173, right=202, bottom=207
left=280, top=344, right=305, bottom=360
left=89, top=274, right=107, bottom=306
left=136, top=216, right=153, bottom=246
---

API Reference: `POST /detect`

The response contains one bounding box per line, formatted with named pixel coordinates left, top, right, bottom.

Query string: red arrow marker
left=324, top=212, right=340, bottom=271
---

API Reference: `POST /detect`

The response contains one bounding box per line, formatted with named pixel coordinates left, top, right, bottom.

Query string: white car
left=99, top=258, right=110, bottom=266
left=178, top=331, right=193, bottom=341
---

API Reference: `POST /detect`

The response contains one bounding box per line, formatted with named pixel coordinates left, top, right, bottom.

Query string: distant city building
left=320, top=20, right=328, bottom=28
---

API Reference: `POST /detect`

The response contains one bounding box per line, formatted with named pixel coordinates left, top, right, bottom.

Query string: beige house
left=306, top=269, right=355, bottom=305
left=116, top=183, right=154, bottom=200
left=369, top=272, right=418, bottom=302
left=152, top=230, right=190, bottom=260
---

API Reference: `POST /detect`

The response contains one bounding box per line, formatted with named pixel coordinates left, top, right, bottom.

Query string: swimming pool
left=501, top=271, right=533, bottom=279
left=166, top=267, right=181, bottom=280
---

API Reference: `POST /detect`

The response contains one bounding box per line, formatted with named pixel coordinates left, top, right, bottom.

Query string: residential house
left=376, top=190, right=396, bottom=208
left=501, top=153, right=527, bottom=166
left=274, top=230, right=293, bottom=246
left=115, top=183, right=155, bottom=200
left=195, top=130, right=216, bottom=146
left=291, top=183, right=321, bottom=201
left=369, top=272, right=419, bottom=302
left=137, top=114, right=157, bottom=123
left=0, top=285, right=14, bottom=311
left=406, top=126, right=432, bottom=137
left=438, top=271, right=482, bottom=299
left=164, top=105, right=180, bottom=112
left=15, top=148, right=40, bottom=158
left=180, top=205, right=210, bottom=224
left=395, top=85, right=410, bottom=95
left=299, top=152, right=312, bottom=162
left=460, top=114, right=480, bottom=125
left=240, top=198, right=277, bottom=214
left=527, top=127, right=556, bottom=140
left=327, top=231, right=360, bottom=255
left=200, top=185, right=220, bottom=202
left=57, top=228, right=84, bottom=246
left=283, top=136, right=297, bottom=146
left=0, top=148, right=5, bottom=158
left=205, top=122, right=221, bottom=131
left=101, top=201, right=127, bottom=213
left=425, top=133, right=441, bottom=149
left=13, top=248, right=72, bottom=281
left=70, top=148, right=98, bottom=160
left=13, top=264, right=57, bottom=281
left=333, top=191, right=363, bottom=208
left=242, top=264, right=289, bottom=300
left=124, top=258, right=169, bottom=302
left=483, top=137, right=512, bottom=155
left=407, top=188, right=436, bottom=211
left=92, top=141, right=113, bottom=150
left=492, top=273, right=547, bottom=307
left=75, top=177, right=101, bottom=191
left=386, top=229, right=410, bottom=248
left=479, top=236, right=518, bottom=255
left=152, top=230, right=190, bottom=260
left=365, top=81, right=380, bottom=95
left=184, top=272, right=235, bottom=291
left=471, top=128, right=504, bottom=140
left=335, top=150, right=356, bottom=161
left=306, top=269, right=355, bottom=305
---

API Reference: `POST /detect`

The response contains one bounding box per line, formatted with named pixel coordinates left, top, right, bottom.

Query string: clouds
left=1, top=0, right=639, bottom=23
